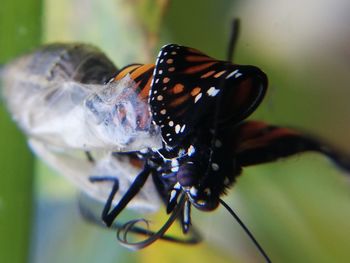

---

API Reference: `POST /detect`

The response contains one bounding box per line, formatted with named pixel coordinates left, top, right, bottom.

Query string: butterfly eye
left=149, top=44, right=267, bottom=148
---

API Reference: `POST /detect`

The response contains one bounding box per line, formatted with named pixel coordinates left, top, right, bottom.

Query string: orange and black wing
left=114, top=63, right=155, bottom=101
left=149, top=44, right=267, bottom=147
left=233, top=121, right=350, bottom=171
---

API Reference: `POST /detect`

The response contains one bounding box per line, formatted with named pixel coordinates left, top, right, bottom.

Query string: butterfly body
left=107, top=44, right=350, bottom=241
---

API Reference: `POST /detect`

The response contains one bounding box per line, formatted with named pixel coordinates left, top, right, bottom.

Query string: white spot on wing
left=226, top=69, right=239, bottom=79
left=175, top=124, right=181, bottom=134
left=180, top=124, right=186, bottom=133
left=207, top=87, right=220, bottom=97
left=194, top=93, right=202, bottom=103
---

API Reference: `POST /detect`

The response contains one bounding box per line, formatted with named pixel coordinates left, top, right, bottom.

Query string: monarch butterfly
left=1, top=23, right=350, bottom=263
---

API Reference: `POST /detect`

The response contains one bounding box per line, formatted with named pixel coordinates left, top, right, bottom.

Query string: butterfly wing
left=233, top=121, right=350, bottom=171
left=149, top=44, right=267, bottom=147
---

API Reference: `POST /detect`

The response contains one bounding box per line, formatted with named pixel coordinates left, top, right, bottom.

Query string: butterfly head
left=175, top=163, right=234, bottom=211
left=175, top=164, right=217, bottom=211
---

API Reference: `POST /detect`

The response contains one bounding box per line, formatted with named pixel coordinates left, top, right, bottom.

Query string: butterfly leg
left=89, top=176, right=120, bottom=225
left=85, top=151, right=95, bottom=163
left=78, top=187, right=202, bottom=245
left=90, top=164, right=152, bottom=227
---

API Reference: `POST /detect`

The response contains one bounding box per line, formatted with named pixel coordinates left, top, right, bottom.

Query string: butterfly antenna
left=219, top=199, right=272, bottom=263
left=227, top=18, right=240, bottom=62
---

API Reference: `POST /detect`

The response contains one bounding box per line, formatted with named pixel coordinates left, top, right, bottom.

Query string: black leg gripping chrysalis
left=78, top=192, right=202, bottom=246
left=90, top=165, right=152, bottom=227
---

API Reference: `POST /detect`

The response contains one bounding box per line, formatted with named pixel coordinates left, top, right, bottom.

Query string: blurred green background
left=1, top=0, right=350, bottom=262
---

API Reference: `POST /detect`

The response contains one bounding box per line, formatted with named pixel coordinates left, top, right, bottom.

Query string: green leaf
left=0, top=1, right=42, bottom=263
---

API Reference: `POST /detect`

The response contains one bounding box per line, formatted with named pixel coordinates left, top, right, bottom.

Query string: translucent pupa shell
left=0, top=44, right=162, bottom=212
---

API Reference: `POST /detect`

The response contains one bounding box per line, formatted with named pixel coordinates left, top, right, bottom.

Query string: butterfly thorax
left=145, top=125, right=239, bottom=212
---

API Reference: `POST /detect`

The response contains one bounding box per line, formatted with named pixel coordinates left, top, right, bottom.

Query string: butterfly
left=2, top=35, right=350, bottom=263
left=92, top=43, right=350, bottom=261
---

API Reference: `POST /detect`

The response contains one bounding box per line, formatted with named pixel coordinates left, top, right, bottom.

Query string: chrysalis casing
left=0, top=44, right=162, bottom=212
